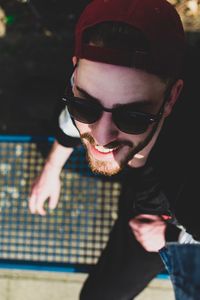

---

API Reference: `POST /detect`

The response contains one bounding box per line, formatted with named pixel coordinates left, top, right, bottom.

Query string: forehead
left=75, top=59, right=166, bottom=105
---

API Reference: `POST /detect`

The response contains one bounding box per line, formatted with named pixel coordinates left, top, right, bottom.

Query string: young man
left=29, top=0, right=196, bottom=299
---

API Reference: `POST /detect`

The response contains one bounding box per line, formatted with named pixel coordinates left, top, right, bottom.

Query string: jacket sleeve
left=55, top=107, right=81, bottom=147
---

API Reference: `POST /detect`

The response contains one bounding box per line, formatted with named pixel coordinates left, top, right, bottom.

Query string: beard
left=87, top=156, right=121, bottom=176
left=80, top=132, right=153, bottom=176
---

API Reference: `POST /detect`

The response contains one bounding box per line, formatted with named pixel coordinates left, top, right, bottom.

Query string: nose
left=89, top=112, right=119, bottom=146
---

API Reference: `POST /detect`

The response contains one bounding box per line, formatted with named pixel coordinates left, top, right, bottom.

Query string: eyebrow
left=75, top=85, right=154, bottom=108
left=76, top=86, right=100, bottom=102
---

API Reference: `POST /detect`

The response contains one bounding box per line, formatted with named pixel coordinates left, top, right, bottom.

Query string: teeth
left=94, top=145, right=118, bottom=153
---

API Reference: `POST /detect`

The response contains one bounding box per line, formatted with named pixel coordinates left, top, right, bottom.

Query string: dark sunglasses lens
left=67, top=98, right=101, bottom=124
left=114, top=111, right=151, bottom=134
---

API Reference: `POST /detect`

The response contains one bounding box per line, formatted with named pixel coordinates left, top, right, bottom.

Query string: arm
left=29, top=140, right=73, bottom=216
left=29, top=105, right=80, bottom=215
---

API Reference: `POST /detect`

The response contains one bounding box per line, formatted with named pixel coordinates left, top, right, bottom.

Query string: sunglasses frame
left=61, top=65, right=172, bottom=134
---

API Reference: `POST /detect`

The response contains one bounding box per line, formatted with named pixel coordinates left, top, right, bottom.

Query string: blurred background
left=0, top=0, right=90, bottom=135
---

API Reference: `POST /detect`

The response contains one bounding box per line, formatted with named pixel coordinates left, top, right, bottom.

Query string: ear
left=164, top=79, right=184, bottom=117
left=71, top=56, right=78, bottom=92
left=72, top=56, right=78, bottom=66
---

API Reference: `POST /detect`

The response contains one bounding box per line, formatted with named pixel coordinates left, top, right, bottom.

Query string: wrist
left=44, top=160, right=63, bottom=174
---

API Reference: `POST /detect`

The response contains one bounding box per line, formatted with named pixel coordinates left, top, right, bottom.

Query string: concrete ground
left=0, top=269, right=175, bottom=300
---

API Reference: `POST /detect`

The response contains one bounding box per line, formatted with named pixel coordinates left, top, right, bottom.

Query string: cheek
left=118, top=131, right=148, bottom=144
left=75, top=120, right=91, bottom=134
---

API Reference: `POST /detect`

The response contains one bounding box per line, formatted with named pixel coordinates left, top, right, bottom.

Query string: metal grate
left=0, top=137, right=121, bottom=266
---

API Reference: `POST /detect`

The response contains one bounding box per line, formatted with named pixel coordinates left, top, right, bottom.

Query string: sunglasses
left=62, top=94, right=166, bottom=135
left=61, top=63, right=171, bottom=134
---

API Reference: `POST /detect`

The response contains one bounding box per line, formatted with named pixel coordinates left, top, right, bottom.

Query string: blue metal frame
left=0, top=135, right=55, bottom=143
left=0, top=259, right=92, bottom=273
left=0, top=259, right=169, bottom=279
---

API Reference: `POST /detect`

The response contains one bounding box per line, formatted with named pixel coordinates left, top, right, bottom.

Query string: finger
left=134, top=214, right=162, bottom=221
left=36, top=197, right=47, bottom=216
left=28, top=193, right=37, bottom=213
left=48, top=181, right=60, bottom=210
left=129, top=219, right=138, bottom=230
left=129, top=219, right=164, bottom=237
left=48, top=191, right=59, bottom=210
left=129, top=218, right=151, bottom=229
left=129, top=221, right=141, bottom=236
left=129, top=223, right=150, bottom=237
left=131, top=229, right=142, bottom=243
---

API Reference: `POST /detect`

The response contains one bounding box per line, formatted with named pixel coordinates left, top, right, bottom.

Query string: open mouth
left=88, top=144, right=121, bottom=159
left=94, top=145, right=119, bottom=154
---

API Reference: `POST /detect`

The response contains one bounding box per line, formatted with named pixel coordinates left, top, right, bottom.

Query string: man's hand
left=28, top=141, right=74, bottom=216
left=129, top=214, right=167, bottom=252
left=28, top=163, right=61, bottom=216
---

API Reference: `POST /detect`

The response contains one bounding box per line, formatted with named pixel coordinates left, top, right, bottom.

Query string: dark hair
left=83, top=21, right=149, bottom=51
left=83, top=21, right=171, bottom=83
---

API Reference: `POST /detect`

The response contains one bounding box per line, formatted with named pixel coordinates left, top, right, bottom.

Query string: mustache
left=80, top=133, right=134, bottom=148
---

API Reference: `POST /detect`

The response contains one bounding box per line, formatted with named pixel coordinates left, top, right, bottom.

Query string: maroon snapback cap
left=74, top=0, right=186, bottom=76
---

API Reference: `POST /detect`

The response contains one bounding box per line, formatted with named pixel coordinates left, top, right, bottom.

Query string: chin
left=87, top=153, right=123, bottom=176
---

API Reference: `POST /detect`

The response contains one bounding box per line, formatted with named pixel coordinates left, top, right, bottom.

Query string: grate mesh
left=0, top=138, right=121, bottom=265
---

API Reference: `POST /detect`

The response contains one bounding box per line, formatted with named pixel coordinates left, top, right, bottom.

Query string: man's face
left=72, top=59, right=169, bottom=176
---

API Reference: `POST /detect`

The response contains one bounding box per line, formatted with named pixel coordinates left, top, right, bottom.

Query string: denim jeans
left=159, top=243, right=200, bottom=300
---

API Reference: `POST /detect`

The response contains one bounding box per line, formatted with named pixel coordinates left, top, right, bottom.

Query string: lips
left=89, top=144, right=120, bottom=159
left=94, top=145, right=119, bottom=153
